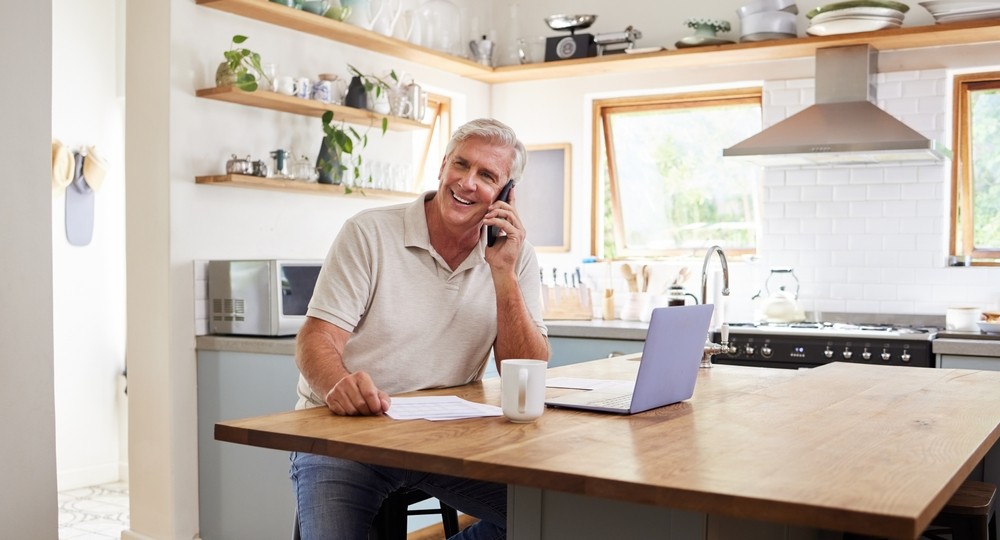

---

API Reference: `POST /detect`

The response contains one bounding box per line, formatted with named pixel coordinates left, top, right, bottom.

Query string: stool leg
left=439, top=501, right=460, bottom=537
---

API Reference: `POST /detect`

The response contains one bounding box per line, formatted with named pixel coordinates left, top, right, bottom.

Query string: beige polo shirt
left=296, top=191, right=547, bottom=409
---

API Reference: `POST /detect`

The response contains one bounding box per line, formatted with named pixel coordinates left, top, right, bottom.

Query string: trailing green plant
left=319, top=110, right=390, bottom=194
left=222, top=35, right=269, bottom=92
left=348, top=64, right=399, bottom=132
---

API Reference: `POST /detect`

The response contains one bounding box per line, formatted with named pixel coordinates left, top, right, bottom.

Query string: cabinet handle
left=608, top=351, right=625, bottom=358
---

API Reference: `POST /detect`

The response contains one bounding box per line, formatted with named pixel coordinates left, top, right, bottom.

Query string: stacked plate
left=919, top=0, right=1000, bottom=23
left=805, top=0, right=909, bottom=36
left=737, top=0, right=800, bottom=42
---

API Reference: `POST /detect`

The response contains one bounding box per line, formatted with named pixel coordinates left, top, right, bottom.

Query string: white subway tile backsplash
left=866, top=184, right=901, bottom=200
left=816, top=168, right=851, bottom=185
left=785, top=169, right=817, bottom=186
left=816, top=234, right=850, bottom=251
left=866, top=217, right=901, bottom=234
left=883, top=166, right=918, bottom=184
left=753, top=67, right=1000, bottom=317
left=881, top=200, right=918, bottom=217
left=901, top=77, right=940, bottom=98
left=769, top=88, right=804, bottom=106
left=848, top=234, right=884, bottom=251
left=832, top=218, right=867, bottom=235
left=883, top=96, right=920, bottom=116
left=848, top=200, right=883, bottom=217
left=786, top=202, right=819, bottom=218
left=768, top=186, right=801, bottom=202
left=816, top=201, right=850, bottom=218
left=901, top=182, right=936, bottom=200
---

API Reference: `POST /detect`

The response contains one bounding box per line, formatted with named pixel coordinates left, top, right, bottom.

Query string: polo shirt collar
left=404, top=190, right=487, bottom=269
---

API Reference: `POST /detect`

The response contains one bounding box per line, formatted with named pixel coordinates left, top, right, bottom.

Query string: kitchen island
left=215, top=357, right=1000, bottom=539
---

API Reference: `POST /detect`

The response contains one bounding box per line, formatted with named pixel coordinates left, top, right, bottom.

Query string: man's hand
left=484, top=187, right=525, bottom=271
left=324, top=372, right=392, bottom=416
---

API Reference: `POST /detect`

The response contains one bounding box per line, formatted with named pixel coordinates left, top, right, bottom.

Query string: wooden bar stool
left=922, top=480, right=997, bottom=540
left=292, top=488, right=461, bottom=540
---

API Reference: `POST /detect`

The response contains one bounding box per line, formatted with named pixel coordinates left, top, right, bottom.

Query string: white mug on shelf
left=274, top=75, right=297, bottom=96
left=500, top=359, right=546, bottom=423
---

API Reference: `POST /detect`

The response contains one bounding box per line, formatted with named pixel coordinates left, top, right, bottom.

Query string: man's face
left=435, top=137, right=514, bottom=228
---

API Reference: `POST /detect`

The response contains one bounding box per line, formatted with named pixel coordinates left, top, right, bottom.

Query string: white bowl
left=737, top=0, right=799, bottom=18
left=978, top=321, right=1000, bottom=334
left=740, top=11, right=798, bottom=37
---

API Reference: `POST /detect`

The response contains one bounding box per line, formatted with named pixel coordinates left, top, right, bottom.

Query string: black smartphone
left=487, top=179, right=514, bottom=247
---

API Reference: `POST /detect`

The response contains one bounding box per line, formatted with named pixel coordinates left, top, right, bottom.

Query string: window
left=952, top=72, right=1000, bottom=265
left=414, top=93, right=452, bottom=192
left=592, top=89, right=762, bottom=259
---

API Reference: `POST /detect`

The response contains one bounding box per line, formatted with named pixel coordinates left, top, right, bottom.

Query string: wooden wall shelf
left=196, top=174, right=419, bottom=199
left=196, top=0, right=1000, bottom=84
left=195, top=86, right=429, bottom=131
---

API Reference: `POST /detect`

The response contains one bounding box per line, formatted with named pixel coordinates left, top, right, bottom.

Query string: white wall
left=126, top=1, right=491, bottom=538
left=0, top=2, right=59, bottom=538
left=52, top=0, right=128, bottom=491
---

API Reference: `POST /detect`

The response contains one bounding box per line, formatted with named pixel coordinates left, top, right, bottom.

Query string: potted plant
left=317, top=110, right=389, bottom=194
left=345, top=64, right=399, bottom=117
left=216, top=34, right=270, bottom=92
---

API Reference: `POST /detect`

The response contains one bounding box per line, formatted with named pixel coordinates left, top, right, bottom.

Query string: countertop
left=933, top=332, right=1000, bottom=357
left=197, top=319, right=1000, bottom=358
left=195, top=319, right=649, bottom=356
left=216, top=359, right=1000, bottom=539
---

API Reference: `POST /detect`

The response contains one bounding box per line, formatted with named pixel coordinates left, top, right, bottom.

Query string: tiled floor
left=58, top=481, right=129, bottom=539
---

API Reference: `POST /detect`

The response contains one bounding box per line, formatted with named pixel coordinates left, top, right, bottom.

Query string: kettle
left=758, top=268, right=805, bottom=323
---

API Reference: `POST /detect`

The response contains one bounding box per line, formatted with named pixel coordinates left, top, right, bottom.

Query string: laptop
left=544, top=303, right=714, bottom=415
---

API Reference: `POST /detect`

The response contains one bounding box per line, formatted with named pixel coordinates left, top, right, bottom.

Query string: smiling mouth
left=451, top=190, right=474, bottom=206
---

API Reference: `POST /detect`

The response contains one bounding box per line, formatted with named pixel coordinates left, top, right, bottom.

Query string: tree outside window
left=593, top=90, right=762, bottom=259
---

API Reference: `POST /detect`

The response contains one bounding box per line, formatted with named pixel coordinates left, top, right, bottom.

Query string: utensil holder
left=541, top=285, right=593, bottom=320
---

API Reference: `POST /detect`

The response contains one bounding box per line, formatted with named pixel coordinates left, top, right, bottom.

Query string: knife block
left=541, top=285, right=593, bottom=320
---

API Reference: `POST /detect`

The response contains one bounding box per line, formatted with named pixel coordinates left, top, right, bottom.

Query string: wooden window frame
left=590, top=88, right=762, bottom=258
left=951, top=72, right=1000, bottom=266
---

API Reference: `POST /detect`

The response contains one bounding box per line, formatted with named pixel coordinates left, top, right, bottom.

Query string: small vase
left=316, top=137, right=343, bottom=185
left=344, top=75, right=367, bottom=109
left=215, top=62, right=237, bottom=87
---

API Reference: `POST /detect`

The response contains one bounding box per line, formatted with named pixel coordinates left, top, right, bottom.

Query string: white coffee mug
left=274, top=75, right=297, bottom=96
left=946, top=306, right=981, bottom=332
left=501, top=359, right=546, bottom=423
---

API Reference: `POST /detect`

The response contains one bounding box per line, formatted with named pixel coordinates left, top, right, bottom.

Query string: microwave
left=207, top=259, right=323, bottom=336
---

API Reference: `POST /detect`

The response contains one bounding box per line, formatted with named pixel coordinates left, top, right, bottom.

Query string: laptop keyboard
left=588, top=394, right=632, bottom=409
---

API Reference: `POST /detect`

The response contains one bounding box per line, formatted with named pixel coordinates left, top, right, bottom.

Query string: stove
left=710, top=322, right=939, bottom=370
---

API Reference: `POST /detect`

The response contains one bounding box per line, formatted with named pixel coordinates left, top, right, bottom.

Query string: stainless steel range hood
left=724, top=44, right=944, bottom=166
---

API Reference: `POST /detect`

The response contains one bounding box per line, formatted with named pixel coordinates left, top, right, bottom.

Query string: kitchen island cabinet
left=934, top=334, right=1000, bottom=370
left=216, top=359, right=1000, bottom=539
left=196, top=0, right=1000, bottom=84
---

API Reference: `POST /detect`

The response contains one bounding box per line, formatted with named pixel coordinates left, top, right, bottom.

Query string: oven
left=710, top=322, right=937, bottom=370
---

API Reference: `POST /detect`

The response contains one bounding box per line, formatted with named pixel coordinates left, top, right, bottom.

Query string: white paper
left=385, top=396, right=503, bottom=421
left=545, top=377, right=627, bottom=390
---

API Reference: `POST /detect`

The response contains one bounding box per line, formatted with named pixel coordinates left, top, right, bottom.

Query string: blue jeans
left=290, top=452, right=506, bottom=540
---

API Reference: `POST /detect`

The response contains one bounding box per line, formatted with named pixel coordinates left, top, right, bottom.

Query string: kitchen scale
left=544, top=15, right=644, bottom=61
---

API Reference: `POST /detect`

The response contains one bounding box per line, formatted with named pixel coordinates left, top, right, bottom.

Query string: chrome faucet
left=700, top=245, right=735, bottom=368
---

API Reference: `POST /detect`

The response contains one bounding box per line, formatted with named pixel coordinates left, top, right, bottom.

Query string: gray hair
left=444, top=118, right=527, bottom=184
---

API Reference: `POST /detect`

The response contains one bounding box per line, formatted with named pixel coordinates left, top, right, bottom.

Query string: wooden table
left=216, top=358, right=1000, bottom=539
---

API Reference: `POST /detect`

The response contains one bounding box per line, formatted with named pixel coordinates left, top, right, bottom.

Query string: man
left=291, top=118, right=550, bottom=539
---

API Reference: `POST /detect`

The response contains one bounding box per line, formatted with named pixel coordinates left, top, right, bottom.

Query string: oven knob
left=761, top=345, right=773, bottom=358
left=881, top=349, right=891, bottom=361
left=824, top=347, right=834, bottom=359
left=901, top=351, right=911, bottom=363
left=744, top=344, right=755, bottom=356
left=862, top=348, right=872, bottom=360
left=842, top=349, right=853, bottom=360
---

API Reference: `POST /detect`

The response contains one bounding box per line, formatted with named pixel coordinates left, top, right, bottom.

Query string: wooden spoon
left=620, top=264, right=638, bottom=293
left=641, top=265, right=650, bottom=292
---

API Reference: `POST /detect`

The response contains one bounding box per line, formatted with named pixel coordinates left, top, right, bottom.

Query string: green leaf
left=233, top=35, right=248, bottom=44
left=322, top=110, right=333, bottom=124
left=381, top=117, right=388, bottom=135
